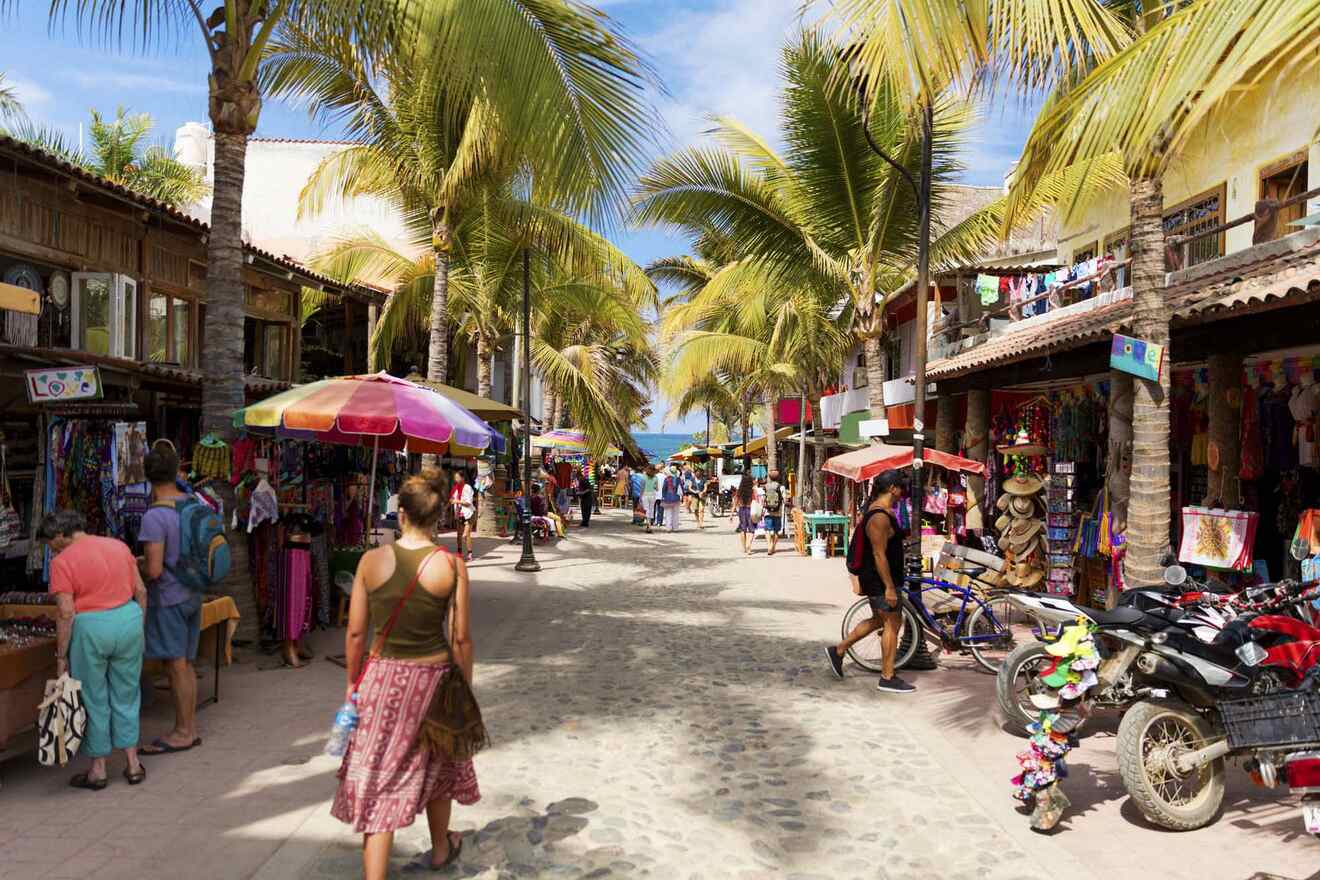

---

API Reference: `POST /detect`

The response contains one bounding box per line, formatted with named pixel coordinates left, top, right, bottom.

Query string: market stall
left=234, top=373, right=496, bottom=661
left=818, top=444, right=988, bottom=562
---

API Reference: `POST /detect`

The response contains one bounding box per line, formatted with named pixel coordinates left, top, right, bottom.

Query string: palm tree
left=5, top=108, right=209, bottom=204
left=28, top=0, right=657, bottom=439
left=634, top=32, right=1005, bottom=422
left=1004, top=0, right=1320, bottom=583
left=0, top=72, right=23, bottom=123
left=311, top=187, right=657, bottom=454
left=268, top=7, right=657, bottom=393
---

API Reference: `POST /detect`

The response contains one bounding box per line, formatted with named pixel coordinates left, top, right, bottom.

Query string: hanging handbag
left=0, top=445, right=21, bottom=549
left=36, top=673, right=87, bottom=767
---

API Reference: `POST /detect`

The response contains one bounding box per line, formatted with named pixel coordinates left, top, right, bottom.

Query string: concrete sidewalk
left=1, top=510, right=1314, bottom=879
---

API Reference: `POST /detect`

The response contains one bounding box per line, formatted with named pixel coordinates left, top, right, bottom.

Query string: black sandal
left=69, top=773, right=108, bottom=791
left=402, top=833, right=463, bottom=873
left=124, top=764, right=146, bottom=785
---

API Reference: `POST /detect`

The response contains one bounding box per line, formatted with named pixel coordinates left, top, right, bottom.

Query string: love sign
left=26, top=367, right=103, bottom=403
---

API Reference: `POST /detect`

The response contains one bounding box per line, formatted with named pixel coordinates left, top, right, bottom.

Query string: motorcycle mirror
left=1163, top=564, right=1188, bottom=587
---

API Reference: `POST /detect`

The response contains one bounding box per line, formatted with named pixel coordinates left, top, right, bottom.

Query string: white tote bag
left=36, top=674, right=87, bottom=767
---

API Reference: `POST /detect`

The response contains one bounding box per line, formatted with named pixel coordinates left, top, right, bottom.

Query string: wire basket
left=1220, top=691, right=1320, bottom=750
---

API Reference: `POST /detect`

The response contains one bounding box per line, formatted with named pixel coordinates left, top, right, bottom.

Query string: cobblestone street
left=2, top=511, right=1315, bottom=880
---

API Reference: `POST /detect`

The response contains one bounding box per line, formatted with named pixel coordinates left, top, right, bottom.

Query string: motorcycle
left=996, top=567, right=1320, bottom=728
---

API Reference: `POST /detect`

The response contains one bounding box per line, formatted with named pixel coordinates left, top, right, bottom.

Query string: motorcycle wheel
left=1117, top=700, right=1225, bottom=831
left=996, top=641, right=1069, bottom=733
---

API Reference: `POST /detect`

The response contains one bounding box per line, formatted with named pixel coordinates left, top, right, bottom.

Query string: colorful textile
left=976, top=274, right=1000, bottom=305
left=332, top=659, right=480, bottom=834
left=274, top=547, right=313, bottom=642
left=1178, top=507, right=1259, bottom=571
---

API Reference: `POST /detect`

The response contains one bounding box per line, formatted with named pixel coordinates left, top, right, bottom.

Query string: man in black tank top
left=824, top=469, right=917, bottom=694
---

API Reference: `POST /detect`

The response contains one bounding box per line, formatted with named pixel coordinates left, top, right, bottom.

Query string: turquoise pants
left=69, top=602, right=144, bottom=758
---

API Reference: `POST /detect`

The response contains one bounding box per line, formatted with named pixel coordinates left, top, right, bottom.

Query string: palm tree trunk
left=427, top=216, right=452, bottom=384
left=200, top=131, right=249, bottom=439
left=1125, top=175, right=1172, bottom=586
left=476, top=337, right=493, bottom=399
left=761, top=401, right=778, bottom=475
left=863, top=335, right=886, bottom=419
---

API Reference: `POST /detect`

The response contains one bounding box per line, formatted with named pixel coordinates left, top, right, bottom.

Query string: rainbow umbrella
left=235, top=372, right=496, bottom=530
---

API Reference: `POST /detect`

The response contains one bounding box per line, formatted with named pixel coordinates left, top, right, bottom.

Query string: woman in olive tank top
left=332, top=471, right=480, bottom=878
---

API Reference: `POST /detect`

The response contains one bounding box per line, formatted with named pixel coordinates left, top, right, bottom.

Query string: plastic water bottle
left=324, top=698, right=359, bottom=757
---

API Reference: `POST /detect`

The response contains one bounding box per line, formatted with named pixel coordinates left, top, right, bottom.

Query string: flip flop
left=402, top=833, right=463, bottom=873
left=140, top=737, right=202, bottom=755
left=69, top=773, right=108, bottom=791
left=123, top=764, right=147, bottom=786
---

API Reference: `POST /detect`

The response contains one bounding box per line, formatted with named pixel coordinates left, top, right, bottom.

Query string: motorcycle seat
left=1087, top=605, right=1151, bottom=627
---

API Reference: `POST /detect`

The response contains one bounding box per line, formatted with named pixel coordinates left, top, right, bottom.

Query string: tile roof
left=927, top=298, right=1132, bottom=380
left=0, top=346, right=291, bottom=396
left=0, top=134, right=385, bottom=305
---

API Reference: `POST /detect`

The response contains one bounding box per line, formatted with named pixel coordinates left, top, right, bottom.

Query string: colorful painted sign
left=25, top=367, right=103, bottom=403
left=1110, top=334, right=1165, bottom=382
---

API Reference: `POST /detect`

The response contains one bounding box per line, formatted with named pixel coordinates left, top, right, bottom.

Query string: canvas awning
left=405, top=376, right=522, bottom=421
left=822, top=444, right=987, bottom=483
left=733, top=426, right=795, bottom=457
left=669, top=445, right=722, bottom=461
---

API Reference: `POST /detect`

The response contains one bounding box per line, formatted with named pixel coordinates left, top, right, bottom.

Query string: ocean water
left=631, top=432, right=696, bottom=465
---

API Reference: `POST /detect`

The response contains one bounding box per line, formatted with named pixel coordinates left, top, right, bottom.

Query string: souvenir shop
left=979, top=383, right=1115, bottom=604
left=1169, top=348, right=1320, bottom=587
left=218, top=433, right=407, bottom=666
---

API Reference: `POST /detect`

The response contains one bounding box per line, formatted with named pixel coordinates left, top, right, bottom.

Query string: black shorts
left=866, top=593, right=902, bottom=614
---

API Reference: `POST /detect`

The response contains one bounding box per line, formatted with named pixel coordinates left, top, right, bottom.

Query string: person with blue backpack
left=137, top=444, right=230, bottom=755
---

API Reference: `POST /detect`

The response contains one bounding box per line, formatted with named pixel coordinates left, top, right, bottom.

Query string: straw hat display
left=999, top=471, right=1049, bottom=589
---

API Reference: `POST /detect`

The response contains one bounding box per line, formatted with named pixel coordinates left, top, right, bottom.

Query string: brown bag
left=359, top=549, right=489, bottom=761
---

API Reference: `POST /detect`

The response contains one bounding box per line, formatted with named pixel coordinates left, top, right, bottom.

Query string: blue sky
left=1, top=1, right=1038, bottom=434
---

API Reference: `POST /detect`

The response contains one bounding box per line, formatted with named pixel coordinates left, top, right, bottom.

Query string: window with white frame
left=71, top=273, right=137, bottom=358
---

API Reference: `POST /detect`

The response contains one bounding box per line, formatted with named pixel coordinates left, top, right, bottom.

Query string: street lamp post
left=515, top=248, right=541, bottom=573
left=861, top=99, right=935, bottom=578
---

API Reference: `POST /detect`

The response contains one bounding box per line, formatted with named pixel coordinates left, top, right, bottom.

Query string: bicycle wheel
left=963, top=595, right=1037, bottom=674
left=841, top=597, right=921, bottom=673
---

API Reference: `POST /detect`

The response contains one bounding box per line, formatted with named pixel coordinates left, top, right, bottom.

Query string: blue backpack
left=153, top=497, right=231, bottom=590
left=661, top=475, right=681, bottom=504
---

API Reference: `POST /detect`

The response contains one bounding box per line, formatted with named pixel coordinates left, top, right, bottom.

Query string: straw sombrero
left=995, top=513, right=1012, bottom=533
left=1002, top=473, right=1045, bottom=496
left=1008, top=519, right=1043, bottom=541
left=1015, top=568, right=1046, bottom=589
left=1008, top=495, right=1037, bottom=517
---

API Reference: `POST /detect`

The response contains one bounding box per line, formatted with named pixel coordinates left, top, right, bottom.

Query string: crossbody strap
left=353, top=548, right=442, bottom=693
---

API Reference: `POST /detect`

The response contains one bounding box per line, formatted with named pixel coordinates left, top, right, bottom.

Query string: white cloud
left=641, top=0, right=802, bottom=151
left=6, top=76, right=52, bottom=108
left=63, top=70, right=203, bottom=95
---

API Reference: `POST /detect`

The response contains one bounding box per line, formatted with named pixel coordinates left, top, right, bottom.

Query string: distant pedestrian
left=335, top=470, right=482, bottom=878
left=450, top=470, right=475, bottom=562
left=640, top=466, right=659, bottom=534
left=628, top=468, right=644, bottom=517
left=691, top=466, right=709, bottom=529
left=660, top=466, right=683, bottom=532
left=763, top=469, right=785, bottom=556
left=576, top=466, right=595, bottom=528
left=735, top=473, right=756, bottom=556
left=41, top=510, right=147, bottom=790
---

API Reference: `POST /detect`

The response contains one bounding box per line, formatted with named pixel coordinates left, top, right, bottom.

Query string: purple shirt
left=139, top=505, right=189, bottom=608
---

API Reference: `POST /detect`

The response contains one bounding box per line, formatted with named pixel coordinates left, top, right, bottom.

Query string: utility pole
left=860, top=94, right=935, bottom=577
left=515, top=249, right=540, bottom=573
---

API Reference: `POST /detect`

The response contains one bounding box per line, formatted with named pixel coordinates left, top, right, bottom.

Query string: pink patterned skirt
left=331, top=658, right=481, bottom=834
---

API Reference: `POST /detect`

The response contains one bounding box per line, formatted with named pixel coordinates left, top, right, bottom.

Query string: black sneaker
left=905, top=643, right=939, bottom=671
left=824, top=646, right=845, bottom=680
left=876, top=675, right=917, bottom=694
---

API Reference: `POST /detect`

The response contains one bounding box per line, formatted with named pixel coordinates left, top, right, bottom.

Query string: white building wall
left=173, top=125, right=420, bottom=276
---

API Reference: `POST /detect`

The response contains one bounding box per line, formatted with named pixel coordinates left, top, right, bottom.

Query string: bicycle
left=840, top=571, right=1036, bottom=674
